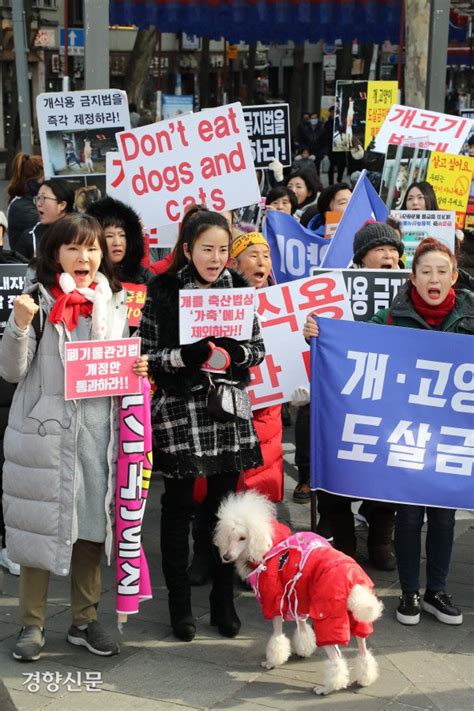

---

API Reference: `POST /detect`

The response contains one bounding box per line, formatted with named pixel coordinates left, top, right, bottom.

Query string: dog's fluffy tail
left=347, top=584, right=383, bottom=623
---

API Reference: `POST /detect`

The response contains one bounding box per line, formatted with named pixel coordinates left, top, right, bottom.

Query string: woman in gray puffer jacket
left=0, top=213, right=147, bottom=663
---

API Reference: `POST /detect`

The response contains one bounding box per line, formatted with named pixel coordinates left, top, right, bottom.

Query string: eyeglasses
left=33, top=195, right=59, bottom=206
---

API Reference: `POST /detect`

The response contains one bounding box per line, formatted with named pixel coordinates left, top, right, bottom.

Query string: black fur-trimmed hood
left=87, top=197, right=147, bottom=282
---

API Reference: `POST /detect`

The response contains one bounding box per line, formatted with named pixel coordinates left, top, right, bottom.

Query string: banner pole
left=309, top=318, right=318, bottom=533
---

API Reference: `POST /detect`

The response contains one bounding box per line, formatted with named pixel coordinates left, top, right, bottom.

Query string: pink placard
left=64, top=337, right=141, bottom=400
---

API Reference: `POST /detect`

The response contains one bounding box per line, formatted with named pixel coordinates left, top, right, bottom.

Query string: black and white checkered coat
left=138, top=265, right=265, bottom=479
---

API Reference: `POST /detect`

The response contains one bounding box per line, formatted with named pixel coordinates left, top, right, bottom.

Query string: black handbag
left=207, top=382, right=252, bottom=423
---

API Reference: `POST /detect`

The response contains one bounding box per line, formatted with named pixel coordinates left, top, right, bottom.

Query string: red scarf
left=410, top=286, right=456, bottom=327
left=48, top=276, right=97, bottom=331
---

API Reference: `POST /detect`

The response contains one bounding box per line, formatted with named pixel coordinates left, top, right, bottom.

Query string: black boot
left=330, top=509, right=357, bottom=558
left=367, top=507, right=396, bottom=571
left=161, top=488, right=196, bottom=641
left=209, top=548, right=241, bottom=638
left=188, top=502, right=213, bottom=586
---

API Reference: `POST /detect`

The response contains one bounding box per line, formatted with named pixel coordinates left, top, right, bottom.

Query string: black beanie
left=353, top=222, right=404, bottom=265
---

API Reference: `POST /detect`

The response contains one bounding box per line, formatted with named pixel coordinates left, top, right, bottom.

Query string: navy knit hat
left=353, top=221, right=404, bottom=265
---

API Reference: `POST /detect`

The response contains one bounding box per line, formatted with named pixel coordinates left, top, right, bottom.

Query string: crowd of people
left=0, top=131, right=472, bottom=666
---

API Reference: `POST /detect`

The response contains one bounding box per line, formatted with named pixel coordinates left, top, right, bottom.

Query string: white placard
left=391, top=210, right=456, bottom=269
left=179, top=287, right=256, bottom=344
left=248, top=273, right=353, bottom=408
left=36, top=89, right=130, bottom=180
left=116, top=102, right=260, bottom=230
left=372, top=104, right=473, bottom=155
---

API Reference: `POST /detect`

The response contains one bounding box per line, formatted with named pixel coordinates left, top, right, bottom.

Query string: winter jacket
left=240, top=404, right=283, bottom=502
left=248, top=521, right=375, bottom=647
left=7, top=193, right=39, bottom=251
left=149, top=249, right=174, bottom=275
left=138, top=264, right=265, bottom=478
left=371, top=282, right=474, bottom=335
left=15, top=222, right=47, bottom=261
left=0, top=280, right=128, bottom=575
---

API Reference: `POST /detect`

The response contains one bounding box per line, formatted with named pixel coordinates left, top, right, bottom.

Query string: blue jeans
left=394, top=505, right=456, bottom=594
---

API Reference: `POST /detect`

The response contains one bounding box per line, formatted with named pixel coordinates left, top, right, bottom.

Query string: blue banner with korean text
left=264, top=211, right=330, bottom=283
left=310, top=318, right=474, bottom=510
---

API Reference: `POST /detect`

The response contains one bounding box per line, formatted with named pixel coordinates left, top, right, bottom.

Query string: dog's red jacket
left=248, top=521, right=375, bottom=647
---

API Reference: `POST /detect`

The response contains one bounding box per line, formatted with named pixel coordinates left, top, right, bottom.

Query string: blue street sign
left=59, top=28, right=85, bottom=56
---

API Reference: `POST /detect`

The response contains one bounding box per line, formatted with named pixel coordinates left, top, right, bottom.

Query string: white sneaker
left=0, top=548, right=20, bottom=576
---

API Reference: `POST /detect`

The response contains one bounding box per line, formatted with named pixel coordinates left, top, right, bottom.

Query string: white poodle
left=214, top=490, right=383, bottom=696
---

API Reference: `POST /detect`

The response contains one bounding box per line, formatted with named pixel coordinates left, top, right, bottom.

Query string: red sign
left=122, top=282, right=147, bottom=328
left=64, top=337, right=141, bottom=400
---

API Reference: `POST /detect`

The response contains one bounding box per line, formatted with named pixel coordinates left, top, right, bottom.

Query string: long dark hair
left=7, top=152, right=43, bottom=201
left=167, top=206, right=231, bottom=275
left=40, top=179, right=75, bottom=213
left=401, top=181, right=438, bottom=210
left=36, top=213, right=122, bottom=292
left=286, top=169, right=323, bottom=208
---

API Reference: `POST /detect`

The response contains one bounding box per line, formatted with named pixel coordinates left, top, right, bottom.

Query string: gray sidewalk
left=0, top=437, right=473, bottom=710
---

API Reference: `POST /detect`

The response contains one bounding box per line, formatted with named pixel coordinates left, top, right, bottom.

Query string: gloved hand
left=211, top=337, right=245, bottom=364
left=268, top=158, right=284, bottom=183
left=180, top=338, right=212, bottom=367
left=291, top=386, right=310, bottom=407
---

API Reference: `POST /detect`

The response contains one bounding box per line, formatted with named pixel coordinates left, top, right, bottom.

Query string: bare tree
left=289, top=43, right=305, bottom=141
left=245, top=42, right=257, bottom=104
left=124, top=27, right=158, bottom=108
left=404, top=0, right=429, bottom=108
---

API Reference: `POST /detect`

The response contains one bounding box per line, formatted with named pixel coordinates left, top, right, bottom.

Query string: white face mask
left=310, top=118, right=319, bottom=127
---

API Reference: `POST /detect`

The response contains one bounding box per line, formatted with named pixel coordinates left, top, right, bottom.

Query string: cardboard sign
left=116, top=102, right=260, bottom=229
left=324, top=211, right=342, bottom=238
left=37, top=89, right=130, bottom=180
left=0, top=265, right=28, bottom=337
left=242, top=103, right=291, bottom=167
left=248, top=273, right=353, bottom=408
left=333, top=80, right=397, bottom=152
left=179, top=287, right=256, bottom=344
left=122, top=283, right=147, bottom=328
left=391, top=211, right=456, bottom=268
left=372, top=104, right=473, bottom=155
left=64, top=337, right=141, bottom=400
left=426, top=152, right=474, bottom=229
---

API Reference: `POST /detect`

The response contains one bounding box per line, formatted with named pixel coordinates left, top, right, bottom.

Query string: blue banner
left=310, top=318, right=474, bottom=509
left=320, top=171, right=389, bottom=269
left=264, top=211, right=330, bottom=283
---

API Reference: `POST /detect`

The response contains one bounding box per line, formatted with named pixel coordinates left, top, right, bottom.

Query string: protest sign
left=243, top=104, right=291, bottom=167
left=162, top=94, right=193, bottom=120
left=320, top=171, right=388, bottom=268
left=464, top=177, right=474, bottom=231
left=37, top=90, right=130, bottom=207
left=310, top=318, right=474, bottom=510
left=179, top=288, right=256, bottom=344
left=426, top=152, right=474, bottom=229
left=116, top=102, right=260, bottom=229
left=248, top=273, right=353, bottom=408
left=324, top=211, right=342, bottom=238
left=333, top=80, right=397, bottom=151
left=312, top=269, right=409, bottom=320
left=122, top=283, right=147, bottom=328
left=372, top=104, right=473, bottom=155
left=390, top=211, right=455, bottom=268
left=64, top=337, right=141, bottom=400
left=459, top=108, right=474, bottom=155
left=264, top=211, right=330, bottom=283
left=0, top=265, right=27, bottom=337
left=379, top=141, right=432, bottom=210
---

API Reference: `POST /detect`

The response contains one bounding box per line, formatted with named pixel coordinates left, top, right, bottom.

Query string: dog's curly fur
left=215, top=491, right=383, bottom=696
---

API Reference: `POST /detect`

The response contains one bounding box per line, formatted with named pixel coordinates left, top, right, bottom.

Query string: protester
left=188, top=231, right=283, bottom=586
left=371, top=238, right=473, bottom=625
left=129, top=102, right=140, bottom=128
left=0, top=213, right=148, bottom=662
left=401, top=181, right=439, bottom=211
left=300, top=183, right=352, bottom=236
left=87, top=197, right=152, bottom=284
left=286, top=170, right=322, bottom=222
left=6, top=152, right=43, bottom=251
left=138, top=206, right=265, bottom=642
left=264, top=186, right=298, bottom=216
left=15, top=180, right=74, bottom=261
left=300, top=222, right=405, bottom=569
left=292, top=147, right=318, bottom=175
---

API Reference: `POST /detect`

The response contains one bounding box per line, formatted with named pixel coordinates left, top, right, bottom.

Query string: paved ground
left=0, top=428, right=473, bottom=711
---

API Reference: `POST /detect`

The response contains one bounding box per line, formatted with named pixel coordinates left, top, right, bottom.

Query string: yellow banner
left=365, top=81, right=398, bottom=148
left=426, top=152, right=474, bottom=229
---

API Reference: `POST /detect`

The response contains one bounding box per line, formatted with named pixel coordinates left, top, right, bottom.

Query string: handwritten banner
left=64, top=337, right=141, bottom=400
